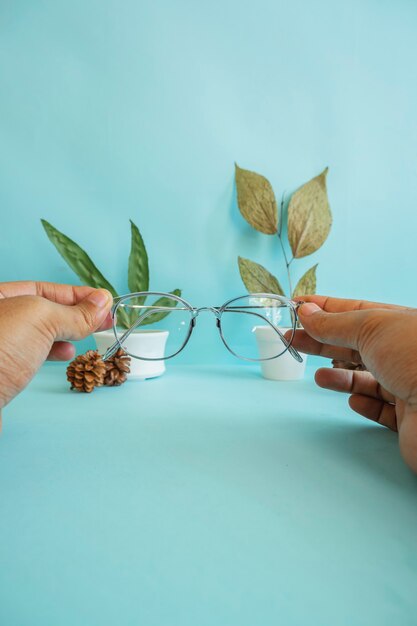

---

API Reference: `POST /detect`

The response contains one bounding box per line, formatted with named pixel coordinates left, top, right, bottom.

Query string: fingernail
left=87, top=289, right=112, bottom=308
left=300, top=303, right=321, bottom=316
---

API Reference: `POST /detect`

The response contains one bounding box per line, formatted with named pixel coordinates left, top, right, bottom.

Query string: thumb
left=399, top=404, right=417, bottom=474
left=298, top=302, right=368, bottom=350
left=52, top=288, right=113, bottom=340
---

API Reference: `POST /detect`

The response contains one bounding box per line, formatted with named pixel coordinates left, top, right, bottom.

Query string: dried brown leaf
left=238, top=256, right=284, bottom=295
left=287, top=168, right=332, bottom=258
left=292, top=264, right=318, bottom=298
left=235, top=164, right=278, bottom=234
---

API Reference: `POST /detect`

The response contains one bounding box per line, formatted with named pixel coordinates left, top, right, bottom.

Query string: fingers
left=315, top=368, right=395, bottom=403
left=314, top=367, right=398, bottom=431
left=297, top=303, right=370, bottom=351
left=34, top=283, right=98, bottom=305
left=0, top=281, right=104, bottom=306
left=289, top=297, right=408, bottom=365
left=49, top=288, right=113, bottom=340
left=349, top=395, right=397, bottom=431
left=96, top=311, right=113, bottom=332
left=398, top=405, right=417, bottom=473
left=289, top=329, right=363, bottom=363
left=47, top=341, right=76, bottom=361
left=0, top=282, right=114, bottom=338
left=47, top=323, right=112, bottom=360
left=293, top=294, right=406, bottom=313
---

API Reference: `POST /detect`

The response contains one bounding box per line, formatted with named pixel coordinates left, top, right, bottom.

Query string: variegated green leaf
left=235, top=164, right=278, bottom=234
left=128, top=219, right=149, bottom=297
left=287, top=168, right=332, bottom=258
left=140, top=289, right=182, bottom=325
left=238, top=256, right=284, bottom=296
left=41, top=219, right=117, bottom=295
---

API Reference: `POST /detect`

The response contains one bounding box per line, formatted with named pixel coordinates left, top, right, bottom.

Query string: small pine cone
left=332, top=359, right=366, bottom=371
left=104, top=348, right=131, bottom=387
left=67, top=350, right=106, bottom=393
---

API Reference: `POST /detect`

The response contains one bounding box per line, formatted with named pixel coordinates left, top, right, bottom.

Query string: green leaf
left=41, top=219, right=118, bottom=295
left=287, top=168, right=332, bottom=258
left=116, top=309, right=134, bottom=330
left=235, top=164, right=278, bottom=235
left=140, top=289, right=182, bottom=325
left=292, top=264, right=318, bottom=298
left=238, top=256, right=285, bottom=296
left=128, top=219, right=149, bottom=297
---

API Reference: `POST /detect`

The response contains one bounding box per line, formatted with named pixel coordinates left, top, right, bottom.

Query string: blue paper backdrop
left=1, top=0, right=417, bottom=362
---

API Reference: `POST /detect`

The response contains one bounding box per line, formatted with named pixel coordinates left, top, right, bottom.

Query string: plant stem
left=277, top=231, right=293, bottom=297
left=277, top=192, right=293, bottom=297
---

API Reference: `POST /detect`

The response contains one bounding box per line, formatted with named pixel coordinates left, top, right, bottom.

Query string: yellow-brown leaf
left=287, top=168, right=332, bottom=258
left=235, top=164, right=278, bottom=235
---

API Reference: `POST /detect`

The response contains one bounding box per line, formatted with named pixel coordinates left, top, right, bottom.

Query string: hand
left=0, top=281, right=113, bottom=422
left=290, top=295, right=417, bottom=474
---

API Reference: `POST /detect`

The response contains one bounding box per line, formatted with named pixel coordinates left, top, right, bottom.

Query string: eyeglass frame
left=102, top=291, right=304, bottom=364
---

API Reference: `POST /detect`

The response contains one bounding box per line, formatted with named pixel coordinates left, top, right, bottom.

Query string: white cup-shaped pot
left=93, top=329, right=169, bottom=380
left=254, top=326, right=307, bottom=381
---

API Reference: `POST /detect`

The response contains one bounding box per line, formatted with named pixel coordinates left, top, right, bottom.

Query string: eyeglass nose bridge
left=192, top=306, right=221, bottom=319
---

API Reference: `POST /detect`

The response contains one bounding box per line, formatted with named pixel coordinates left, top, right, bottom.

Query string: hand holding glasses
left=102, top=292, right=303, bottom=363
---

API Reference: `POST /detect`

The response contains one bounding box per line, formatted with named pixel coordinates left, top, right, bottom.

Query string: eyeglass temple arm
left=102, top=307, right=168, bottom=361
left=228, top=307, right=303, bottom=363
left=291, top=301, right=304, bottom=362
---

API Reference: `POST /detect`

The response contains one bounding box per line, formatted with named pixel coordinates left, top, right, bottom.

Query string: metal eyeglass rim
left=102, top=291, right=304, bottom=364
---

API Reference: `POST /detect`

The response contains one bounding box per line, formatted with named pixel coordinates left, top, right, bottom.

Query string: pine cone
left=67, top=350, right=106, bottom=393
left=332, top=359, right=366, bottom=371
left=104, top=348, right=131, bottom=386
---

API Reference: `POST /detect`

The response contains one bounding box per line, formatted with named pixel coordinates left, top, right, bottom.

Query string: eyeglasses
left=102, top=292, right=303, bottom=363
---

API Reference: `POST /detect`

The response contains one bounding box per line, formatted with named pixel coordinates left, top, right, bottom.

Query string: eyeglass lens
left=219, top=295, right=296, bottom=360
left=114, top=294, right=193, bottom=359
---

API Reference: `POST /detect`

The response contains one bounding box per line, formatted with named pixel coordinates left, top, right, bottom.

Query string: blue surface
left=1, top=1, right=417, bottom=362
left=1, top=363, right=417, bottom=625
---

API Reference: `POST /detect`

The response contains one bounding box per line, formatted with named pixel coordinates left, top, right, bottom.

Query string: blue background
left=1, top=0, right=417, bottom=362
left=2, top=6, right=417, bottom=624
left=3, top=362, right=417, bottom=626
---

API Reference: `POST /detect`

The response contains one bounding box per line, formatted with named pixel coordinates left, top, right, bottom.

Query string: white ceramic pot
left=93, top=329, right=169, bottom=380
left=253, top=326, right=307, bottom=381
